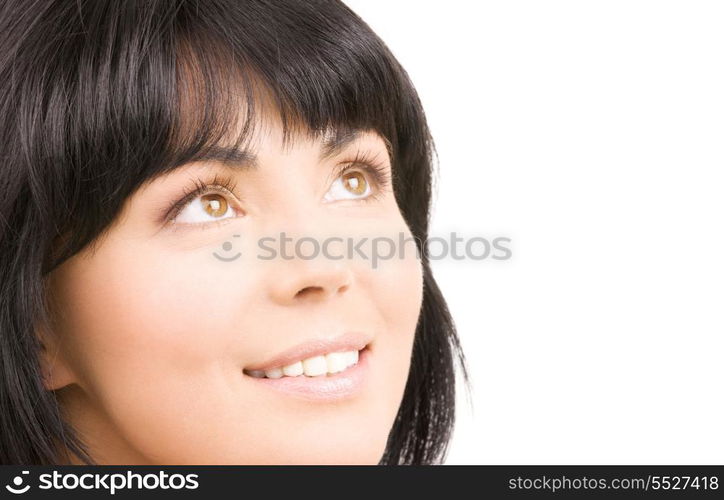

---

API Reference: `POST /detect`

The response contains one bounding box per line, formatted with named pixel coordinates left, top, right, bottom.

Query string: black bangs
left=164, top=0, right=403, bottom=180
left=34, top=0, right=418, bottom=272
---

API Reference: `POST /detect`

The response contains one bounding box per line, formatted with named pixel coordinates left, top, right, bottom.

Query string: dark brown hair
left=0, top=0, right=467, bottom=464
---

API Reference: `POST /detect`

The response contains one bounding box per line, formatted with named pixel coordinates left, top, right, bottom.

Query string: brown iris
left=342, top=171, right=367, bottom=196
left=201, top=194, right=228, bottom=217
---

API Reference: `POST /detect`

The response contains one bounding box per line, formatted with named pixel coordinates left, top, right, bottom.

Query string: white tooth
left=325, top=352, right=347, bottom=373
left=302, top=355, right=328, bottom=376
left=282, top=361, right=304, bottom=377
left=265, top=367, right=283, bottom=379
left=247, top=370, right=266, bottom=378
left=342, top=350, right=359, bottom=369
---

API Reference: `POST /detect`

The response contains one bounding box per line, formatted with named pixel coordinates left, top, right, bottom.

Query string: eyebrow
left=319, top=129, right=363, bottom=160
left=178, top=129, right=385, bottom=171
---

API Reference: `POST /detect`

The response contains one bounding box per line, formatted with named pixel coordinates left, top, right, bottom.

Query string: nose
left=266, top=253, right=354, bottom=306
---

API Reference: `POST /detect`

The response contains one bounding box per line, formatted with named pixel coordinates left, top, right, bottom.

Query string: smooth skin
left=38, top=113, right=424, bottom=465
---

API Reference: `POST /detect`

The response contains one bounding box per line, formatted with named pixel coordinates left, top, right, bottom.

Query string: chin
left=245, top=436, right=388, bottom=465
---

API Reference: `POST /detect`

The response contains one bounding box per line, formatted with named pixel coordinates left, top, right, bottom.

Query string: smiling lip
left=245, top=346, right=371, bottom=402
left=242, top=331, right=373, bottom=402
left=242, top=331, right=372, bottom=372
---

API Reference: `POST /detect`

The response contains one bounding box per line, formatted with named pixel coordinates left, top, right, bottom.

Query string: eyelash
left=162, top=152, right=392, bottom=228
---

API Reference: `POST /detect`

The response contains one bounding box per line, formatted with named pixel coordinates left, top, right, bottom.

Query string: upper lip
left=243, top=331, right=373, bottom=372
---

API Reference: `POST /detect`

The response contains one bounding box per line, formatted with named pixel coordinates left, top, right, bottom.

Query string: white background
left=345, top=0, right=724, bottom=464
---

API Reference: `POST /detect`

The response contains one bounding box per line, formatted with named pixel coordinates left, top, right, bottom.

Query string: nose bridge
left=255, top=157, right=358, bottom=305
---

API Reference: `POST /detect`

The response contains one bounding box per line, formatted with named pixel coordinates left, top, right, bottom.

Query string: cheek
left=357, top=225, right=424, bottom=421
left=51, top=240, right=260, bottom=462
left=55, top=245, right=231, bottom=375
left=367, top=238, right=423, bottom=352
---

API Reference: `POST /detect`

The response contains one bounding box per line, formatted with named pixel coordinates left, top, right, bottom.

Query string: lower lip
left=245, top=347, right=371, bottom=402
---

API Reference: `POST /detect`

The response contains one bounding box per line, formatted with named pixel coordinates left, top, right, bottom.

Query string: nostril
left=295, top=284, right=349, bottom=299
left=295, top=286, right=323, bottom=298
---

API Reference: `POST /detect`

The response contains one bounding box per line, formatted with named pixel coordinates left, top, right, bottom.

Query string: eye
left=174, top=192, right=238, bottom=224
left=324, top=169, right=373, bottom=201
left=162, top=174, right=243, bottom=228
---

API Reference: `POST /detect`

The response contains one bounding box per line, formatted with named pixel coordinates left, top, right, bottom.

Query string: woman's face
left=44, top=119, right=424, bottom=464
